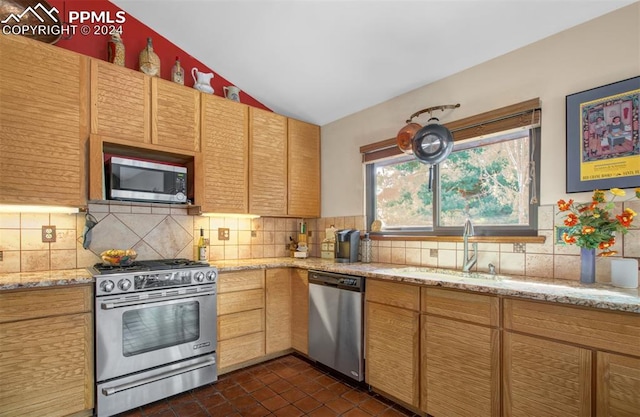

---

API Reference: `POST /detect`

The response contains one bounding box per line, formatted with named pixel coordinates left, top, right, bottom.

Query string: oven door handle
left=101, top=357, right=216, bottom=396
left=100, top=290, right=216, bottom=310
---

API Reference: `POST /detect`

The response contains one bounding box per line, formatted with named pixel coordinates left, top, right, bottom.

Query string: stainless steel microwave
left=107, top=156, right=187, bottom=203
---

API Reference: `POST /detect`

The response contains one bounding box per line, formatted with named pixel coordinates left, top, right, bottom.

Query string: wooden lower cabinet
left=421, top=315, right=500, bottom=416
left=291, top=268, right=309, bottom=354
left=0, top=286, right=93, bottom=417
left=217, top=270, right=265, bottom=371
left=365, top=296, right=420, bottom=408
left=503, top=332, right=592, bottom=417
left=266, top=269, right=292, bottom=354
left=596, top=352, right=640, bottom=417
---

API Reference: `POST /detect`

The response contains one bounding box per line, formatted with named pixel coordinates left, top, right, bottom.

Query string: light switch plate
left=42, top=225, right=56, bottom=242
left=218, top=228, right=230, bottom=241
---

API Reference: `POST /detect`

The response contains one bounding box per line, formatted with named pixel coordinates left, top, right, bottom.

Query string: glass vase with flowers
left=557, top=188, right=639, bottom=283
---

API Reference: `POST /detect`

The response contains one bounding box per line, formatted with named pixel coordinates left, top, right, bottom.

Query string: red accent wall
left=49, top=0, right=270, bottom=111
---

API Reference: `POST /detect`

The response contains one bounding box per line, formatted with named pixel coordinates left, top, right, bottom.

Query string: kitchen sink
left=372, top=266, right=500, bottom=282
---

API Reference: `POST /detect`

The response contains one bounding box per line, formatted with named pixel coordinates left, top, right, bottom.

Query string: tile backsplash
left=1, top=201, right=638, bottom=285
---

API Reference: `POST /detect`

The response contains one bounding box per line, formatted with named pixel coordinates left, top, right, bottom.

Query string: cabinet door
left=152, top=78, right=200, bottom=151
left=198, top=94, right=249, bottom=213
left=91, top=59, right=150, bottom=142
left=288, top=118, right=320, bottom=217
left=365, top=301, right=420, bottom=408
left=266, top=268, right=292, bottom=354
left=249, top=108, right=287, bottom=215
left=0, top=35, right=88, bottom=206
left=0, top=313, right=93, bottom=417
left=421, top=315, right=500, bottom=416
left=503, top=332, right=591, bottom=417
left=291, top=268, right=309, bottom=354
left=597, top=352, right=640, bottom=417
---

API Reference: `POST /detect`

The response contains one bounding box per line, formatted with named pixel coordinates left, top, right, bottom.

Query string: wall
left=47, top=0, right=269, bottom=110
left=321, top=3, right=640, bottom=217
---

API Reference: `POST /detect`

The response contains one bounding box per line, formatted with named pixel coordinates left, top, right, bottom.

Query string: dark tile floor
left=117, top=354, right=419, bottom=417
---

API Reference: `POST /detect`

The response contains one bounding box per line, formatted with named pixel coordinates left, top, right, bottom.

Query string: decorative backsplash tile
left=0, top=204, right=637, bottom=283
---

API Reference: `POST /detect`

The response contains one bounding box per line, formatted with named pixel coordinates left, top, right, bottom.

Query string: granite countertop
left=1, top=258, right=638, bottom=314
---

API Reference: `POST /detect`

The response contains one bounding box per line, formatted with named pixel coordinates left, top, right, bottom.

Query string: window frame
left=365, top=126, right=541, bottom=237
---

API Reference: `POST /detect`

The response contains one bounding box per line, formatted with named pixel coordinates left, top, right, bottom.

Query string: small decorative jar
left=171, top=56, right=184, bottom=85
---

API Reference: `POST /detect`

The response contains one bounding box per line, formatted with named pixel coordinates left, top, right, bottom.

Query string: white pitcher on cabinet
left=191, top=67, right=214, bottom=94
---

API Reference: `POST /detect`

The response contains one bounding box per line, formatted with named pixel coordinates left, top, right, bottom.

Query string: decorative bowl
left=100, top=249, right=137, bottom=266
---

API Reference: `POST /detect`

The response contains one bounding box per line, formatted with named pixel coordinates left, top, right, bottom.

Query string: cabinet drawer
left=504, top=298, right=640, bottom=357
left=421, top=287, right=499, bottom=327
left=218, top=332, right=265, bottom=370
left=218, top=309, right=264, bottom=341
left=218, top=270, right=264, bottom=293
left=218, top=289, right=264, bottom=316
left=0, top=286, right=92, bottom=324
left=366, top=279, right=420, bottom=311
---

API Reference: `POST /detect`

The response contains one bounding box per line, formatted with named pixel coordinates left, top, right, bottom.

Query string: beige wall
left=321, top=3, right=640, bottom=218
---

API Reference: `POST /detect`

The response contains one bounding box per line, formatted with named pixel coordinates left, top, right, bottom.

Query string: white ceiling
left=112, top=0, right=637, bottom=126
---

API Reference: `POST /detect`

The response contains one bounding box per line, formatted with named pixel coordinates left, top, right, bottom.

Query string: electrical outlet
left=251, top=230, right=257, bottom=238
left=430, top=249, right=439, bottom=257
left=0, top=251, right=3, bottom=261
left=218, top=228, right=230, bottom=241
left=42, top=225, right=56, bottom=242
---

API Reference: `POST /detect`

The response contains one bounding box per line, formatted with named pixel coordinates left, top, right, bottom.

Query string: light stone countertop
left=1, top=258, right=638, bottom=314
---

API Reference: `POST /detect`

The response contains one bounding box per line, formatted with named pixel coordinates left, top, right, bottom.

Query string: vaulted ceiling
left=112, top=0, right=637, bottom=126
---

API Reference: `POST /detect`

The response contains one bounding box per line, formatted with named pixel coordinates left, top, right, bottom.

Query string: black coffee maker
left=335, top=229, right=360, bottom=263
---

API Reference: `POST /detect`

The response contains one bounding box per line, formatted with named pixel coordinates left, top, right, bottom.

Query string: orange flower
left=598, top=250, right=618, bottom=257
left=582, top=226, right=595, bottom=234
left=562, top=233, right=576, bottom=244
left=557, top=199, right=573, bottom=211
left=564, top=213, right=578, bottom=226
left=624, top=207, right=637, bottom=218
left=598, top=238, right=615, bottom=249
left=616, top=213, right=633, bottom=227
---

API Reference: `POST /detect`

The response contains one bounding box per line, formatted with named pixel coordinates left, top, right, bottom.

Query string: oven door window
left=122, top=301, right=200, bottom=356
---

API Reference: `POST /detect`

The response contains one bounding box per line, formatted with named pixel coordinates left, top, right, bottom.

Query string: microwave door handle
left=101, top=357, right=216, bottom=396
left=100, top=290, right=216, bottom=310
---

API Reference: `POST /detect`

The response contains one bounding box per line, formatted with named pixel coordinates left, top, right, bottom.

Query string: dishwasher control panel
left=309, top=270, right=364, bottom=292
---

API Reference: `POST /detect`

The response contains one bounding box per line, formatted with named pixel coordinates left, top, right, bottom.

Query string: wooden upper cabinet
left=0, top=35, right=88, bottom=207
left=152, top=78, right=200, bottom=151
left=91, top=59, right=150, bottom=143
left=198, top=95, right=249, bottom=213
left=249, top=108, right=288, bottom=216
left=288, top=118, right=320, bottom=217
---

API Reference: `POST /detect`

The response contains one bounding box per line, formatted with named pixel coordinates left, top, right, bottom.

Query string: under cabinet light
left=201, top=213, right=261, bottom=219
left=0, top=205, right=81, bottom=214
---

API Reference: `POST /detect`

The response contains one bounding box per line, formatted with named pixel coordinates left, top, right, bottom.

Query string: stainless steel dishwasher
left=308, top=270, right=365, bottom=382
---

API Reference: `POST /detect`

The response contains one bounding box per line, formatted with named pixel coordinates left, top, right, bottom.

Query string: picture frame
left=566, top=76, right=640, bottom=193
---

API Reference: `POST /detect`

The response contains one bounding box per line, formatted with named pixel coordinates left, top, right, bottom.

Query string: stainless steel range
left=93, top=259, right=218, bottom=417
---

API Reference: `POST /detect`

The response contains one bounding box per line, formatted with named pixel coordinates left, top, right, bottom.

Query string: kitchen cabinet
left=420, top=288, right=500, bottom=417
left=249, top=107, right=288, bottom=215
left=596, top=352, right=640, bottom=416
left=265, top=268, right=292, bottom=354
left=0, top=285, right=93, bottom=417
left=365, top=279, right=420, bottom=408
left=197, top=94, right=249, bottom=213
left=217, top=270, right=265, bottom=372
left=291, top=268, right=309, bottom=354
left=152, top=77, right=201, bottom=152
left=288, top=118, right=321, bottom=217
left=503, top=298, right=640, bottom=417
left=91, top=59, right=150, bottom=143
left=0, top=35, right=89, bottom=207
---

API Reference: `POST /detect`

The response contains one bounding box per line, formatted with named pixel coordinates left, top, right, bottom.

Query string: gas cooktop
left=92, top=258, right=210, bottom=275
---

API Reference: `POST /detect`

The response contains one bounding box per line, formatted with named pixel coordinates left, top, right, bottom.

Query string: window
left=363, top=99, right=541, bottom=236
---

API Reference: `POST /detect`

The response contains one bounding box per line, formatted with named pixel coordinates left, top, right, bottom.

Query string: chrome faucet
left=462, top=219, right=477, bottom=272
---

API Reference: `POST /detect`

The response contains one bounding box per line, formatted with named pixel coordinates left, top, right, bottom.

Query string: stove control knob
left=194, top=271, right=205, bottom=282
left=100, top=280, right=115, bottom=293
left=206, top=270, right=217, bottom=281
left=118, top=279, right=132, bottom=291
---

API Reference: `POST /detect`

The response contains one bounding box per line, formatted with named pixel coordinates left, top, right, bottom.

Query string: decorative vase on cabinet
left=107, top=31, right=125, bottom=66
left=139, top=37, right=160, bottom=77
left=580, top=247, right=596, bottom=284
